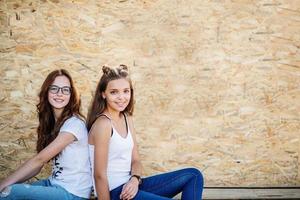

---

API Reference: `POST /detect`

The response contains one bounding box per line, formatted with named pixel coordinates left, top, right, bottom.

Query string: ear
left=102, top=92, right=106, bottom=99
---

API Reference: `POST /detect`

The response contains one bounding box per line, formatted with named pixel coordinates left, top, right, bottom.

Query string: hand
left=0, top=181, right=7, bottom=192
left=119, top=178, right=139, bottom=200
left=0, top=183, right=8, bottom=194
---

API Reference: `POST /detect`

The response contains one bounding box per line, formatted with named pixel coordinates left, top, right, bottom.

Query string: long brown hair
left=87, top=65, right=134, bottom=131
left=36, top=69, right=84, bottom=153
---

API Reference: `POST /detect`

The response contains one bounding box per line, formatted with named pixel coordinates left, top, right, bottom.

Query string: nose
left=57, top=88, right=64, bottom=95
left=117, top=93, right=126, bottom=100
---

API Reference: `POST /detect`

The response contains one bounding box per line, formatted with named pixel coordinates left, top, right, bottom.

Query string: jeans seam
left=193, top=173, right=197, bottom=200
left=145, top=172, right=199, bottom=193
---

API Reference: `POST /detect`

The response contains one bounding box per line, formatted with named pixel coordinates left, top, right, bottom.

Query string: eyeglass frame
left=48, top=85, right=72, bottom=95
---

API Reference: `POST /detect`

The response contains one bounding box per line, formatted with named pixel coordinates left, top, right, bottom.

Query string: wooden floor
left=90, top=187, right=300, bottom=199
left=202, top=187, right=300, bottom=199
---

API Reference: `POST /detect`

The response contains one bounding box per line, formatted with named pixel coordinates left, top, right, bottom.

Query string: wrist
left=130, top=177, right=139, bottom=186
left=0, top=183, right=7, bottom=192
left=130, top=174, right=142, bottom=185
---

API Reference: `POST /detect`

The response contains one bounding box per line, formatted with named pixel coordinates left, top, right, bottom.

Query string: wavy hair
left=36, top=69, right=84, bottom=153
left=87, top=64, right=134, bottom=131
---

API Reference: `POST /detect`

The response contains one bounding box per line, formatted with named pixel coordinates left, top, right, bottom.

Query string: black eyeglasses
left=49, top=85, right=71, bottom=95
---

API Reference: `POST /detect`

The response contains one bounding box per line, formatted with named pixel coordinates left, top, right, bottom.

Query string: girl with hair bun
left=87, top=65, right=203, bottom=200
left=0, top=69, right=92, bottom=200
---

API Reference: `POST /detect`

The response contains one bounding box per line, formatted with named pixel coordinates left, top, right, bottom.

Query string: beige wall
left=0, top=0, right=299, bottom=186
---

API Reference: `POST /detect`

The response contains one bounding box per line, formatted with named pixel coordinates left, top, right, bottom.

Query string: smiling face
left=48, top=75, right=71, bottom=116
left=102, top=78, right=131, bottom=113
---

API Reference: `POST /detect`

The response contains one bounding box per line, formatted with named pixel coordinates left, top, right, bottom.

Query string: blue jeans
left=0, top=179, right=85, bottom=200
left=110, top=168, right=204, bottom=200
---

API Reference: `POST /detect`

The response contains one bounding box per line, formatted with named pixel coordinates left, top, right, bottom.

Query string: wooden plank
left=202, top=188, right=300, bottom=199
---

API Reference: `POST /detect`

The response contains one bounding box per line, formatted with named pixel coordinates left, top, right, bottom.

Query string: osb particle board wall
left=0, top=0, right=299, bottom=186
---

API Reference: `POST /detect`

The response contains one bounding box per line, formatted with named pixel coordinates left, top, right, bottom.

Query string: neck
left=53, top=108, right=63, bottom=121
left=105, top=108, right=122, bottom=121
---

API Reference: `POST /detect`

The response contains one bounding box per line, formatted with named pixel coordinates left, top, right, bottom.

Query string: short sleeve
left=59, top=116, right=88, bottom=141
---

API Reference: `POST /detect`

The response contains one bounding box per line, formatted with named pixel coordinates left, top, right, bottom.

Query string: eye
left=110, top=91, right=117, bottom=95
left=49, top=86, right=59, bottom=93
left=62, top=87, right=71, bottom=94
left=124, top=89, right=130, bottom=93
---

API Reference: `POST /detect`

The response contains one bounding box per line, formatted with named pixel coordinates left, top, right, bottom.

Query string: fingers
left=120, top=182, right=138, bottom=200
left=120, top=185, right=132, bottom=199
left=120, top=184, right=128, bottom=199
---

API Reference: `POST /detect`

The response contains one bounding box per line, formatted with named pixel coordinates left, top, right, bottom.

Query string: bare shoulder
left=90, top=116, right=112, bottom=137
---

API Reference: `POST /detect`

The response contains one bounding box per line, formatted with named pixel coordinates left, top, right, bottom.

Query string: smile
left=54, top=98, right=64, bottom=103
left=116, top=102, right=126, bottom=106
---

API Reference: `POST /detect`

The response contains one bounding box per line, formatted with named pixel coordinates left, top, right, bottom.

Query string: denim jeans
left=0, top=179, right=86, bottom=200
left=110, top=168, right=204, bottom=200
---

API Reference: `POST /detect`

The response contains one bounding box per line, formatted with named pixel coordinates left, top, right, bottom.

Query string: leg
left=0, top=179, right=77, bottom=200
left=110, top=184, right=171, bottom=200
left=140, top=168, right=204, bottom=200
left=31, top=179, right=50, bottom=186
left=133, top=190, right=172, bottom=200
left=110, top=185, right=124, bottom=200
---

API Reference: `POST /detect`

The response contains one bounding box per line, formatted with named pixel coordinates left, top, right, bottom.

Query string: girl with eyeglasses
left=0, top=69, right=92, bottom=200
left=87, top=65, right=204, bottom=200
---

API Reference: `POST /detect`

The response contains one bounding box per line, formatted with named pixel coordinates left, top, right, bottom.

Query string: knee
left=185, top=167, right=204, bottom=181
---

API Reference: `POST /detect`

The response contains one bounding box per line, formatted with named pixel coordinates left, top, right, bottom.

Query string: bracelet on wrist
left=130, top=174, right=142, bottom=185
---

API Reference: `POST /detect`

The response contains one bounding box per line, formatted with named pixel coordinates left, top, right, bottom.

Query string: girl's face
left=48, top=75, right=71, bottom=111
left=102, top=78, right=131, bottom=113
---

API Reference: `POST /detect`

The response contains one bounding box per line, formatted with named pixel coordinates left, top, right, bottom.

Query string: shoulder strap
left=97, top=114, right=113, bottom=137
left=122, top=112, right=129, bottom=133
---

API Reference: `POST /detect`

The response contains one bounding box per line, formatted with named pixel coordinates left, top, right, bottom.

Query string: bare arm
left=13, top=164, right=43, bottom=184
left=90, top=117, right=112, bottom=200
left=120, top=115, right=143, bottom=200
left=129, top=116, right=143, bottom=177
left=0, top=132, right=75, bottom=191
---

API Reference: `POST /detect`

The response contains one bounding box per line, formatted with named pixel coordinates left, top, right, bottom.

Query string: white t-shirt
left=49, top=116, right=92, bottom=198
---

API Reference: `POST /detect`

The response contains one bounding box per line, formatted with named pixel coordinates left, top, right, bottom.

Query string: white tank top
left=89, top=114, right=134, bottom=195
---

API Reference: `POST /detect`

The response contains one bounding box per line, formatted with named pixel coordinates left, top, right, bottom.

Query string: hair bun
left=119, top=64, right=128, bottom=71
left=102, top=65, right=111, bottom=74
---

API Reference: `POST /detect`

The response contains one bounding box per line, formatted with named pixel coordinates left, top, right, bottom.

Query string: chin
left=118, top=108, right=126, bottom=112
left=51, top=103, right=68, bottom=109
left=53, top=106, right=66, bottom=110
left=115, top=107, right=126, bottom=112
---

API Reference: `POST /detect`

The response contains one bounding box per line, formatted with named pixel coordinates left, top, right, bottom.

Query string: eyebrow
left=108, top=87, right=130, bottom=90
left=50, top=85, right=71, bottom=89
left=50, top=85, right=71, bottom=88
